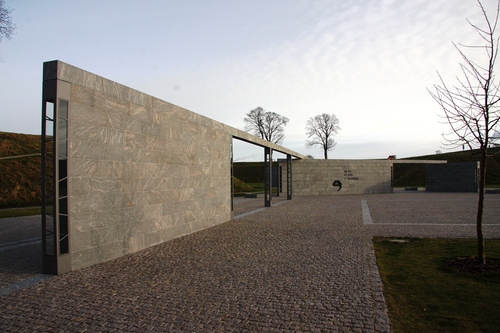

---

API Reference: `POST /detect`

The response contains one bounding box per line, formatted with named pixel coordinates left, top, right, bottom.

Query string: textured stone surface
left=1, top=196, right=388, bottom=332
left=44, top=60, right=306, bottom=273
left=365, top=190, right=500, bottom=238
left=57, top=61, right=234, bottom=271
left=288, top=159, right=393, bottom=196
left=2, top=192, right=500, bottom=332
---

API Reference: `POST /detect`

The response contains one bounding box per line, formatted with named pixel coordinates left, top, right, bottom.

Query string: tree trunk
left=476, top=150, right=487, bottom=264
left=324, top=147, right=328, bottom=159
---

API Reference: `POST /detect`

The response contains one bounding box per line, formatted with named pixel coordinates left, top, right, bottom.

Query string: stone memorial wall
left=283, top=159, right=393, bottom=196
left=41, top=60, right=427, bottom=275
left=42, top=61, right=305, bottom=274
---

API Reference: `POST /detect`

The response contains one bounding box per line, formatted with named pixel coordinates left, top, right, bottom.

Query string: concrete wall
left=43, top=61, right=306, bottom=273
left=426, top=161, right=479, bottom=192
left=49, top=63, right=232, bottom=270
left=43, top=61, right=308, bottom=273
left=44, top=60, right=397, bottom=273
left=287, top=159, right=393, bottom=196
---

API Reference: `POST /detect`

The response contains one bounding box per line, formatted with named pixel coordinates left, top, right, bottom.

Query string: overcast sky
left=0, top=0, right=497, bottom=160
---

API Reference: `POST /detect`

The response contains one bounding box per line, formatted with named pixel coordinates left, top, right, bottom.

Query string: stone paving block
left=2, top=192, right=500, bottom=331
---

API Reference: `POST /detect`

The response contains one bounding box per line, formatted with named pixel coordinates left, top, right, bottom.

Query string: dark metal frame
left=264, top=147, right=272, bottom=207
left=41, top=76, right=71, bottom=275
left=287, top=154, right=292, bottom=200
left=230, top=143, right=234, bottom=212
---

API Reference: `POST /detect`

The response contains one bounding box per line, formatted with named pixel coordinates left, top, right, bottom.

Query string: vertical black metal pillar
left=264, top=147, right=272, bottom=207
left=230, top=142, right=234, bottom=212
left=277, top=166, right=282, bottom=197
left=41, top=63, right=72, bottom=275
left=287, top=154, right=292, bottom=200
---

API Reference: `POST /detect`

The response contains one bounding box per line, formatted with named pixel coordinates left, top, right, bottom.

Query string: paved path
left=0, top=216, right=43, bottom=290
left=1, top=192, right=499, bottom=332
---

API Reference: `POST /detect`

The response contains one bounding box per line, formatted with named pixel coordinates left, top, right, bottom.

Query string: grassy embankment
left=374, top=238, right=500, bottom=333
left=0, top=132, right=42, bottom=209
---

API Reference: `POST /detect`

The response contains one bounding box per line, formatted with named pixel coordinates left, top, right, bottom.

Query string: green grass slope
left=0, top=132, right=42, bottom=208
left=233, top=162, right=265, bottom=183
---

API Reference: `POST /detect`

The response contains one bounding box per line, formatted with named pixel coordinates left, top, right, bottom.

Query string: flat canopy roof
left=223, top=125, right=307, bottom=159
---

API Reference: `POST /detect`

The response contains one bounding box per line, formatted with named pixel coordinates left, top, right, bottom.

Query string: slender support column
left=41, top=72, right=72, bottom=275
left=264, top=147, right=272, bottom=207
left=230, top=142, right=234, bottom=213
left=277, top=166, right=281, bottom=197
left=287, top=154, right=292, bottom=200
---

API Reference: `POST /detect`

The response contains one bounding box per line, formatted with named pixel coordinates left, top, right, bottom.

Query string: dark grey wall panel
left=426, top=162, right=478, bottom=192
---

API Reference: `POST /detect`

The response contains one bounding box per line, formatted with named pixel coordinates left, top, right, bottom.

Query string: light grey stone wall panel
left=288, top=159, right=393, bottom=196
left=49, top=61, right=235, bottom=271
left=45, top=60, right=302, bottom=273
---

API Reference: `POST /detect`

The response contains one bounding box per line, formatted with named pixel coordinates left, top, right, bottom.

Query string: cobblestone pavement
left=0, top=216, right=42, bottom=289
left=232, top=196, right=288, bottom=217
left=1, top=192, right=499, bottom=332
left=365, top=191, right=500, bottom=239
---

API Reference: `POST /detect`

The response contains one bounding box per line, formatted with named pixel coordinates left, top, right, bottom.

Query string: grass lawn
left=374, top=238, right=500, bottom=333
left=0, top=206, right=41, bottom=218
left=246, top=183, right=278, bottom=194
left=246, top=183, right=265, bottom=192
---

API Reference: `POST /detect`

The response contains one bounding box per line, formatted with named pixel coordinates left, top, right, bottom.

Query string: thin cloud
left=0, top=0, right=495, bottom=160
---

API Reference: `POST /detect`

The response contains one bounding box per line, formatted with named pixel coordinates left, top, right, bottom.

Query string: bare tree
left=305, top=113, right=340, bottom=159
left=244, top=107, right=289, bottom=145
left=0, top=0, right=15, bottom=44
left=428, top=0, right=500, bottom=264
